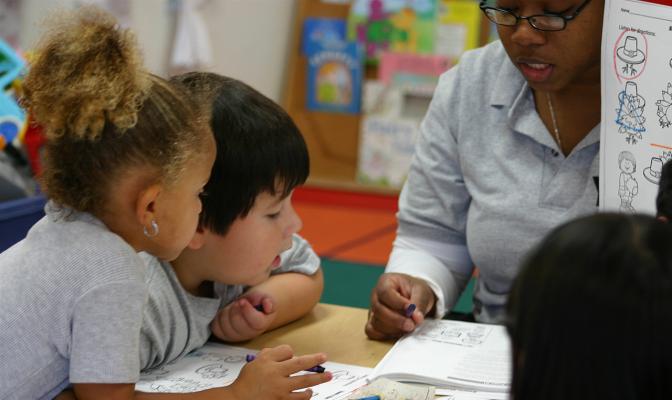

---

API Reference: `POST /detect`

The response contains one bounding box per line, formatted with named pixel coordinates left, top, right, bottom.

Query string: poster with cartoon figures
left=601, top=0, right=672, bottom=214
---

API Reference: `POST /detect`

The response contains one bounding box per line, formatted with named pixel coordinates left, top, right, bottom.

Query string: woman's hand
left=365, top=273, right=436, bottom=340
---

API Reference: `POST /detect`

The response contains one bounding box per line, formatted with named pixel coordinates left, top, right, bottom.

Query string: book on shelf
left=435, top=0, right=483, bottom=62
left=369, top=319, right=512, bottom=393
left=305, top=39, right=364, bottom=114
left=357, top=52, right=449, bottom=188
left=301, top=17, right=347, bottom=55
left=347, top=0, right=438, bottom=64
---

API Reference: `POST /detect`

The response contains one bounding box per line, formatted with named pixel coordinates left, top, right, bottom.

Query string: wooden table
left=243, top=303, right=394, bottom=368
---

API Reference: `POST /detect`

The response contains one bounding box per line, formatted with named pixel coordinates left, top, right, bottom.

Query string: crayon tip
left=405, top=303, right=416, bottom=318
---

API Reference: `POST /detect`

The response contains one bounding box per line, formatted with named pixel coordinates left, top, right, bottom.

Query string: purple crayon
left=245, top=354, right=326, bottom=373
left=405, top=303, right=416, bottom=318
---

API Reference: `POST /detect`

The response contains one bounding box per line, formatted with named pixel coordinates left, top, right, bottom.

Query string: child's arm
left=211, top=269, right=323, bottom=342
left=247, top=268, right=324, bottom=331
left=69, top=346, right=331, bottom=400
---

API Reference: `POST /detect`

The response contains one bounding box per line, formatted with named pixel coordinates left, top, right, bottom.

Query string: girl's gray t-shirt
left=0, top=203, right=147, bottom=400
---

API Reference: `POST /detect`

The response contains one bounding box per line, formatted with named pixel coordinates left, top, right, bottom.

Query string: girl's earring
left=143, top=220, right=159, bottom=237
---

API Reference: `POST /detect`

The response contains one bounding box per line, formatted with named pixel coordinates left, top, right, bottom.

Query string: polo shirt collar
left=489, top=56, right=600, bottom=153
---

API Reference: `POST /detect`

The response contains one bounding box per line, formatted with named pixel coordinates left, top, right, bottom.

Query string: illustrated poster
left=601, top=0, right=672, bottom=214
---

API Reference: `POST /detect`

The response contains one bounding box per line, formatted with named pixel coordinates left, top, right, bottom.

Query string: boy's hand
left=229, top=345, right=332, bottom=400
left=211, top=292, right=277, bottom=342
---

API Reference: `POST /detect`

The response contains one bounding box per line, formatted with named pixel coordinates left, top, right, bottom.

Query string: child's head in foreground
left=656, top=159, right=672, bottom=221
left=22, top=6, right=214, bottom=260
left=170, top=72, right=308, bottom=285
left=507, top=212, right=672, bottom=400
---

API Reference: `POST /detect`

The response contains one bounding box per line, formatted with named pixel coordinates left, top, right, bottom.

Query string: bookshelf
left=282, top=0, right=489, bottom=195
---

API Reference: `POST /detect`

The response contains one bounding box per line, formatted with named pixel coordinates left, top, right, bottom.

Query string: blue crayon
left=354, top=396, right=381, bottom=400
left=405, top=303, right=416, bottom=317
left=245, top=354, right=325, bottom=373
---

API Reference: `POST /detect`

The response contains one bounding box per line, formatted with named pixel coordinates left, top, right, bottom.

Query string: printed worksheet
left=601, top=0, right=672, bottom=214
left=370, top=319, right=511, bottom=393
left=135, top=342, right=372, bottom=400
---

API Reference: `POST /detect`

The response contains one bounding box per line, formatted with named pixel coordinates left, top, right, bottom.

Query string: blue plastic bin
left=0, top=195, right=46, bottom=253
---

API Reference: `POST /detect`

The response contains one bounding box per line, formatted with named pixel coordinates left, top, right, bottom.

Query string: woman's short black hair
left=171, top=72, right=309, bottom=235
left=507, top=213, right=672, bottom=400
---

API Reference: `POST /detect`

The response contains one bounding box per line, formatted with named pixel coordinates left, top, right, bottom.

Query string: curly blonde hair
left=22, top=6, right=208, bottom=214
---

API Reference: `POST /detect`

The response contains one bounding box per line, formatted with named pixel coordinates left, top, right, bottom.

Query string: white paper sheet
left=136, top=342, right=372, bottom=400
left=370, top=319, right=511, bottom=393
left=601, top=0, right=672, bottom=214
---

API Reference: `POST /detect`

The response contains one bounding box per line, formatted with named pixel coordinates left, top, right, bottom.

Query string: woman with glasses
left=366, top=0, right=604, bottom=339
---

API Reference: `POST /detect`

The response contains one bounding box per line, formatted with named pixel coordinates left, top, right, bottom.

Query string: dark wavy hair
left=507, top=213, right=672, bottom=400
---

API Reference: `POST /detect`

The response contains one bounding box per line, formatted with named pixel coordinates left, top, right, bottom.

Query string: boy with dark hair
left=138, top=73, right=325, bottom=381
left=656, top=159, right=672, bottom=221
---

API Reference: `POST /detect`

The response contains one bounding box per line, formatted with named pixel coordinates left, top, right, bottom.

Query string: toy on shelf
left=348, top=0, right=438, bottom=64
left=0, top=38, right=26, bottom=151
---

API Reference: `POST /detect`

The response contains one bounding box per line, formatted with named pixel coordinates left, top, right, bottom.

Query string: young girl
left=507, top=213, right=672, bottom=399
left=0, top=7, right=327, bottom=400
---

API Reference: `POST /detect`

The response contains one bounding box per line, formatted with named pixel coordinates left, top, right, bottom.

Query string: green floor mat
left=320, top=258, right=474, bottom=314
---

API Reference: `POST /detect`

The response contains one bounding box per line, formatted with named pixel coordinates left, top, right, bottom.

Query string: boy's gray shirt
left=0, top=202, right=147, bottom=400
left=386, top=40, right=600, bottom=323
left=139, top=233, right=320, bottom=371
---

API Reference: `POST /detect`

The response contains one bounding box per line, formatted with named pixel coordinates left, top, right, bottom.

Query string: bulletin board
left=282, top=0, right=490, bottom=193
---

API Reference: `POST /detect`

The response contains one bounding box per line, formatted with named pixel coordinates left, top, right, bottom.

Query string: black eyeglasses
left=479, top=0, right=592, bottom=32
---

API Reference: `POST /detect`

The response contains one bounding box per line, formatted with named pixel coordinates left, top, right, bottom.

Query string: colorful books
left=348, top=0, right=438, bottom=63
left=305, top=39, right=363, bottom=114
left=378, top=52, right=450, bottom=85
left=301, top=17, right=347, bottom=54
left=357, top=51, right=449, bottom=188
left=435, top=0, right=483, bottom=62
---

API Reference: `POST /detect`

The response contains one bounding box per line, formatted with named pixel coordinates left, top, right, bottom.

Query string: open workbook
left=370, top=319, right=512, bottom=393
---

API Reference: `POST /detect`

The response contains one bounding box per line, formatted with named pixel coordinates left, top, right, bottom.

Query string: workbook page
left=601, top=0, right=672, bottom=214
left=371, top=319, right=511, bottom=393
left=136, top=342, right=372, bottom=400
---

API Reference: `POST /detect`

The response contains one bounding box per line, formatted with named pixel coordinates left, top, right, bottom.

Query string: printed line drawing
left=195, top=364, right=230, bottom=379
left=643, top=151, right=672, bottom=184
left=310, top=369, right=369, bottom=400
left=643, top=157, right=664, bottom=184
left=186, top=351, right=244, bottom=363
left=617, top=35, right=646, bottom=76
left=655, top=83, right=672, bottom=128
left=416, top=320, right=492, bottom=347
left=616, top=81, right=646, bottom=144
left=612, top=30, right=648, bottom=83
left=618, top=151, right=638, bottom=213
left=149, top=377, right=212, bottom=393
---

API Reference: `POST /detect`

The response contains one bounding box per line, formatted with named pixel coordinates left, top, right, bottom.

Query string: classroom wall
left=17, top=0, right=297, bottom=102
